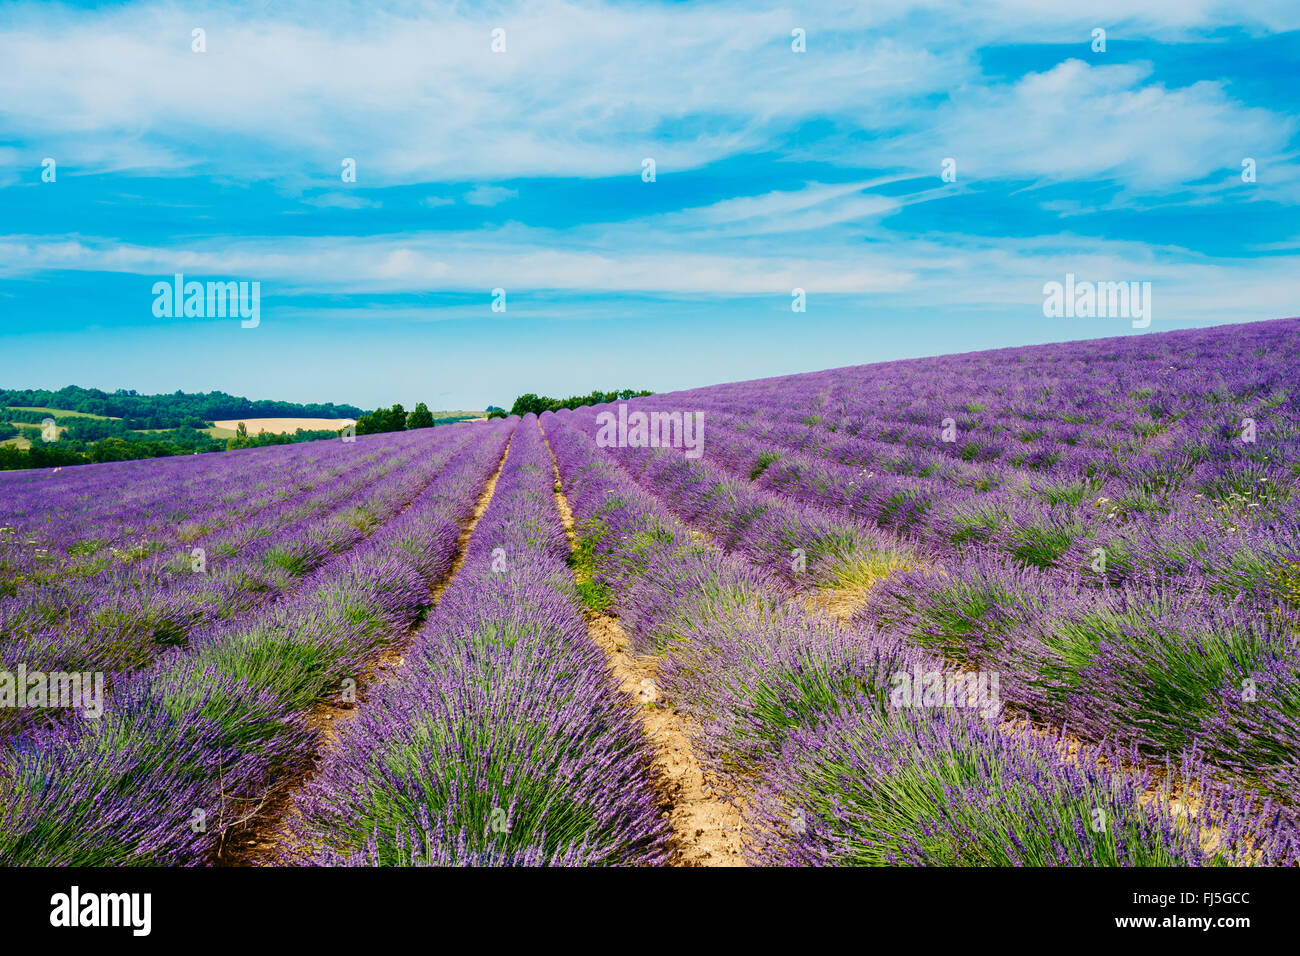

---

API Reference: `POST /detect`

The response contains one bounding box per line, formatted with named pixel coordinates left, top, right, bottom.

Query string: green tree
left=507, top=388, right=653, bottom=417
left=406, top=402, right=434, bottom=429
left=356, top=403, right=408, bottom=435
left=226, top=421, right=254, bottom=450
left=90, top=437, right=136, bottom=462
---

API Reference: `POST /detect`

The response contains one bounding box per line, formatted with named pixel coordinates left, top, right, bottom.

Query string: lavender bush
left=289, top=417, right=668, bottom=866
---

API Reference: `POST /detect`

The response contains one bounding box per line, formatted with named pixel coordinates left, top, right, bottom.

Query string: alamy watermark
left=152, top=273, right=260, bottom=328
left=1043, top=273, right=1151, bottom=329
left=890, top=666, right=1001, bottom=718
left=1, top=665, right=104, bottom=719
left=50, top=886, right=151, bottom=936
left=595, top=404, right=705, bottom=459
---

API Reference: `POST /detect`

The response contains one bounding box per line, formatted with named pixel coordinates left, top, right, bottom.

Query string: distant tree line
left=0, top=386, right=363, bottom=430
left=498, top=389, right=653, bottom=418
left=0, top=422, right=341, bottom=471
left=4, top=407, right=214, bottom=430
left=221, top=423, right=339, bottom=451
left=0, top=383, right=648, bottom=471
left=355, top=402, right=471, bottom=434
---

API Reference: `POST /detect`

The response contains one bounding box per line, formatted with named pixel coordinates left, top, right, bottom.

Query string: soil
left=216, top=433, right=514, bottom=866
left=541, top=428, right=746, bottom=866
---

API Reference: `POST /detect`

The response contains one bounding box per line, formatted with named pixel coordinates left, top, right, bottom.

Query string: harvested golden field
left=210, top=417, right=355, bottom=436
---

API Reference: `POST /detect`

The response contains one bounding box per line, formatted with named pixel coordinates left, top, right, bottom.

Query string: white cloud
left=0, top=230, right=913, bottom=294
left=1, top=0, right=1296, bottom=337
left=464, top=185, right=518, bottom=206
left=303, top=192, right=380, bottom=209
left=0, top=2, right=1291, bottom=195
left=912, top=60, right=1296, bottom=189
left=1, top=223, right=1296, bottom=326
left=0, top=2, right=926, bottom=181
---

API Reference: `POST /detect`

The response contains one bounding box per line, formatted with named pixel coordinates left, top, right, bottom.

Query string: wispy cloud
left=9, top=1, right=1293, bottom=190
left=1, top=0, right=1297, bottom=408
left=915, top=59, right=1296, bottom=189
left=303, top=192, right=381, bottom=210
left=464, top=185, right=519, bottom=206
left=3, top=222, right=1296, bottom=327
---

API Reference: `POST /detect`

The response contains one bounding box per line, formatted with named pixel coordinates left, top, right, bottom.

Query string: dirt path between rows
left=540, top=430, right=745, bottom=867
left=217, top=432, right=515, bottom=866
left=599, top=442, right=1235, bottom=856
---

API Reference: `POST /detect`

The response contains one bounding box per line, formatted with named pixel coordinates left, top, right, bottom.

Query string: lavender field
left=2, top=318, right=1297, bottom=867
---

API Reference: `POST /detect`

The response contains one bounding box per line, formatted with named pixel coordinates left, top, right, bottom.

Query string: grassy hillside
left=0, top=385, right=365, bottom=430
left=6, top=405, right=116, bottom=419
left=0, top=398, right=487, bottom=472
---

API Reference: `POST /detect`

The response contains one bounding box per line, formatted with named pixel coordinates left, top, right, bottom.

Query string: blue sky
left=1, top=1, right=1297, bottom=410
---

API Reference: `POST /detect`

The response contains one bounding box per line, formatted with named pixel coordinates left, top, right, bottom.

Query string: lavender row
left=689, top=404, right=1296, bottom=608
left=289, top=416, right=668, bottom=866
left=0, top=439, right=414, bottom=628
left=860, top=557, right=1300, bottom=801
left=1, top=427, right=458, bottom=602
left=0, top=429, right=475, bottom=706
left=561, top=405, right=915, bottom=591
left=543, top=411, right=1299, bottom=866
left=557, top=400, right=1300, bottom=798
left=657, top=322, right=1298, bottom=588
left=670, top=319, right=1300, bottom=485
left=0, top=419, right=513, bottom=865
left=0, top=432, right=426, bottom=590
